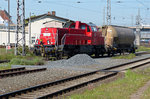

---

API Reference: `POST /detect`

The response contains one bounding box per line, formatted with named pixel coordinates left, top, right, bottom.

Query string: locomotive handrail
left=61, top=34, right=67, bottom=45
left=55, top=30, right=59, bottom=49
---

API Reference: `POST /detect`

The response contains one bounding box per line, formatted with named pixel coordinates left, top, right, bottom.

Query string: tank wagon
left=34, top=21, right=136, bottom=59
left=102, top=25, right=135, bottom=55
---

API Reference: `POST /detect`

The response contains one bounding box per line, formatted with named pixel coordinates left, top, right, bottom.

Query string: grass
left=0, top=63, right=11, bottom=70
left=0, top=48, right=45, bottom=65
left=0, top=48, right=15, bottom=60
left=69, top=69, right=150, bottom=99
left=141, top=67, right=150, bottom=99
left=112, top=53, right=136, bottom=59
left=136, top=46, right=150, bottom=52
left=142, top=87, right=150, bottom=99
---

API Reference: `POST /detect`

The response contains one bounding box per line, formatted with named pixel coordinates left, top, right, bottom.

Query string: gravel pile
left=47, top=54, right=98, bottom=67
left=0, top=68, right=86, bottom=94
left=66, top=54, right=98, bottom=66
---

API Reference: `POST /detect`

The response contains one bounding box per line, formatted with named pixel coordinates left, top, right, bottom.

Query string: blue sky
left=0, top=0, right=150, bottom=26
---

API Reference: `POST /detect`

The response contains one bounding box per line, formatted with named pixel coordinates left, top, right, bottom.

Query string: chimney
left=47, top=11, right=51, bottom=15
left=52, top=11, right=56, bottom=16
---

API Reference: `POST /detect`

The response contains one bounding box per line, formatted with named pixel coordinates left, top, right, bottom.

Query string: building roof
left=0, top=10, right=11, bottom=22
left=26, top=12, right=74, bottom=23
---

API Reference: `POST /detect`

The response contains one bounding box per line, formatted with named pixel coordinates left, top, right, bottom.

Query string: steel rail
left=0, top=68, right=46, bottom=78
left=0, top=67, right=25, bottom=73
left=0, top=60, right=10, bottom=63
left=1, top=57, right=150, bottom=99
left=103, top=57, right=150, bottom=70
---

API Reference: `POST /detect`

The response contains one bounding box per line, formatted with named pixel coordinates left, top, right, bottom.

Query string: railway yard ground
left=1, top=47, right=150, bottom=98
left=0, top=53, right=150, bottom=98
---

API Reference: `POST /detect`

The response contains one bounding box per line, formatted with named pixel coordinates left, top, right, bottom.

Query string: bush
left=0, top=48, right=44, bottom=65
left=10, top=57, right=44, bottom=65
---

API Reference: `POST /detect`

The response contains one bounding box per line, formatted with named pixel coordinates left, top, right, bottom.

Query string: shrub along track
left=0, top=67, right=46, bottom=78
left=1, top=57, right=150, bottom=99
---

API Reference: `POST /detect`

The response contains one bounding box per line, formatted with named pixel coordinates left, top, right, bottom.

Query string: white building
left=0, top=10, right=17, bottom=46
left=25, top=11, right=74, bottom=46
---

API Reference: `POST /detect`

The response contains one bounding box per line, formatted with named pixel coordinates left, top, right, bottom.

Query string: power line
left=136, top=0, right=149, bottom=9
left=37, top=0, right=102, bottom=13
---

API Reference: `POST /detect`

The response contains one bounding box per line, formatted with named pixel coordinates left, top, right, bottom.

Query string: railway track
left=1, top=57, right=150, bottom=99
left=0, top=67, right=47, bottom=78
left=0, top=60, right=10, bottom=64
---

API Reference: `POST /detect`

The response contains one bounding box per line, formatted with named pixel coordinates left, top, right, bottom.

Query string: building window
left=32, top=37, right=35, bottom=44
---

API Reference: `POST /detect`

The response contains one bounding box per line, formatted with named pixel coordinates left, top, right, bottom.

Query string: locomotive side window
left=80, top=25, right=85, bottom=29
left=70, top=24, right=75, bottom=29
left=32, top=37, right=36, bottom=44
left=91, top=27, right=98, bottom=32
left=87, top=26, right=90, bottom=32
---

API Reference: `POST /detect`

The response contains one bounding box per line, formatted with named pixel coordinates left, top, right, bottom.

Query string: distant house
left=0, top=10, right=16, bottom=46
left=0, top=10, right=12, bottom=24
left=25, top=11, right=74, bottom=45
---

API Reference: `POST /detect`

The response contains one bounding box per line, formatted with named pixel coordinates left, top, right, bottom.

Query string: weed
left=112, top=53, right=136, bottom=59
left=136, top=46, right=150, bottom=52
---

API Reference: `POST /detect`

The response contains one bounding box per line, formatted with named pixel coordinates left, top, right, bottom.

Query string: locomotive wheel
left=59, top=52, right=63, bottom=59
left=55, top=51, right=63, bottom=60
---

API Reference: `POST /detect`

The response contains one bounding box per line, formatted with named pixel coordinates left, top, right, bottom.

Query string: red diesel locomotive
left=34, top=21, right=135, bottom=59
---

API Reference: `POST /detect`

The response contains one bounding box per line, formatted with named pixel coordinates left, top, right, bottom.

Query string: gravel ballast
left=0, top=68, right=86, bottom=94
left=1, top=53, right=150, bottom=95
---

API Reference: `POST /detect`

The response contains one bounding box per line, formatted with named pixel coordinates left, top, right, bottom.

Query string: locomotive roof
left=87, top=22, right=97, bottom=27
